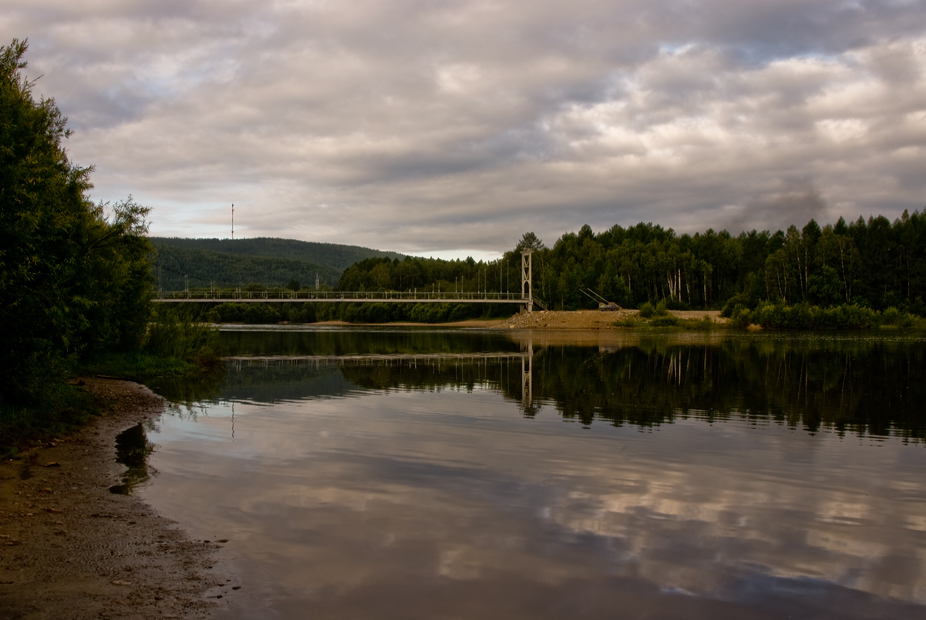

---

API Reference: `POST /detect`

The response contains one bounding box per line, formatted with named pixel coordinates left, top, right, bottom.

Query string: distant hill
left=150, top=237, right=403, bottom=291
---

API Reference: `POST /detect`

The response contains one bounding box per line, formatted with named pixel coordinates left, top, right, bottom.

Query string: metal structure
left=580, top=288, right=622, bottom=311
left=521, top=249, right=533, bottom=313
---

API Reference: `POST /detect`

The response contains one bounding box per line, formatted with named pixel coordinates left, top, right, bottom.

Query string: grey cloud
left=738, top=180, right=829, bottom=232
left=668, top=0, right=926, bottom=62
left=6, top=0, right=926, bottom=253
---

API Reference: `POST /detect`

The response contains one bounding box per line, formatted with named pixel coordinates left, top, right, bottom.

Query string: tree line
left=336, top=215, right=926, bottom=315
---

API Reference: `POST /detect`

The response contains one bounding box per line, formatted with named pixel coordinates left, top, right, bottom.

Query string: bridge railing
left=154, top=290, right=528, bottom=303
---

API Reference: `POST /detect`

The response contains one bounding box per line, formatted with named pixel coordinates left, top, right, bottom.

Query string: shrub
left=880, top=306, right=918, bottom=329
left=729, top=306, right=753, bottom=329
left=746, top=302, right=880, bottom=330
left=144, top=308, right=221, bottom=363
left=721, top=294, right=753, bottom=318
left=653, top=299, right=669, bottom=316
left=650, top=315, right=679, bottom=327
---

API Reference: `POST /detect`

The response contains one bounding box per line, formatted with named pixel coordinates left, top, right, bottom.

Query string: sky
left=6, top=1, right=926, bottom=260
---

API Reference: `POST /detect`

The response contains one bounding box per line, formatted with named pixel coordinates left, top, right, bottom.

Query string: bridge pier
left=521, top=249, right=533, bottom=313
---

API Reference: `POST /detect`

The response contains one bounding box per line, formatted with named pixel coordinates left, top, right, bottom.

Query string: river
left=137, top=327, right=926, bottom=619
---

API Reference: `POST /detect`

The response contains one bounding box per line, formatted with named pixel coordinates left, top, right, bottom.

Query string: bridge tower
left=521, top=249, right=533, bottom=313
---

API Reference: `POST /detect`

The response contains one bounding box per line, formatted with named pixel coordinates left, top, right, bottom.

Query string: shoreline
left=299, top=309, right=726, bottom=330
left=0, top=378, right=226, bottom=619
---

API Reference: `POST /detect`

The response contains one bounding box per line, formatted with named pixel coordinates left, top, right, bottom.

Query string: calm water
left=139, top=328, right=926, bottom=619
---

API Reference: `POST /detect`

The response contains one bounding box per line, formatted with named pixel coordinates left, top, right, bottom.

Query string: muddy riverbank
left=0, top=378, right=230, bottom=620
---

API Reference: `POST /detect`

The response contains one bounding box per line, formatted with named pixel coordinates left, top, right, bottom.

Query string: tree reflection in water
left=220, top=330, right=925, bottom=440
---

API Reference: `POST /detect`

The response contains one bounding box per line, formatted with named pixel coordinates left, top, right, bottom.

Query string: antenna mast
left=231, top=203, right=234, bottom=240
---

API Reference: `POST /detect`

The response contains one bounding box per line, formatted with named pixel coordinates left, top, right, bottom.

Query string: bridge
left=153, top=250, right=542, bottom=311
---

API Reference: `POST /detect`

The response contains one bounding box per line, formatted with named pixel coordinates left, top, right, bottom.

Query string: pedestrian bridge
left=152, top=250, right=540, bottom=310
left=153, top=290, right=529, bottom=305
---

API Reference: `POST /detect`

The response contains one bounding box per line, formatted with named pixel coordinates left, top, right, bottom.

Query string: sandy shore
left=498, top=309, right=725, bottom=329
left=0, top=379, right=229, bottom=620
left=317, top=309, right=725, bottom=330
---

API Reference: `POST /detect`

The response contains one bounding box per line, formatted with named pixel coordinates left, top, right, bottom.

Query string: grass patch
left=0, top=383, right=100, bottom=458
left=678, top=316, right=718, bottom=330
left=649, top=315, right=680, bottom=327
left=616, top=313, right=719, bottom=330
left=78, top=352, right=198, bottom=382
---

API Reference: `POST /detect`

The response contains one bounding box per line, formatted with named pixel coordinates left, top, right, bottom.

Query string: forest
left=335, top=214, right=926, bottom=315
left=151, top=237, right=402, bottom=291
left=198, top=212, right=926, bottom=326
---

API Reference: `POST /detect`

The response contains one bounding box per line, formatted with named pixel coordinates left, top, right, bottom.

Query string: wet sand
left=0, top=378, right=229, bottom=620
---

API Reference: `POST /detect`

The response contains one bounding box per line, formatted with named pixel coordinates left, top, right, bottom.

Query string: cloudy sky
left=7, top=1, right=926, bottom=259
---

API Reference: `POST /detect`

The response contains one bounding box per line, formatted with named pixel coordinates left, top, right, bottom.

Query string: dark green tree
left=0, top=39, right=153, bottom=403
left=516, top=231, right=546, bottom=252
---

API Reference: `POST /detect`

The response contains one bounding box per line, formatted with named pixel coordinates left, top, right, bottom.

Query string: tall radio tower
left=231, top=203, right=234, bottom=240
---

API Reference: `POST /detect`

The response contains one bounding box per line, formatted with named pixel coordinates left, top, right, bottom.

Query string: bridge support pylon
left=521, top=249, right=533, bottom=313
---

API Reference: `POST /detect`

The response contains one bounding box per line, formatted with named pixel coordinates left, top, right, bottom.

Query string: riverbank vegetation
left=141, top=207, right=926, bottom=326
left=0, top=40, right=217, bottom=452
left=188, top=209, right=923, bottom=326
left=197, top=299, right=511, bottom=324
left=335, top=214, right=926, bottom=319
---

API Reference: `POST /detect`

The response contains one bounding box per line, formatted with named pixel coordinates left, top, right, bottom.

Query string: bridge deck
left=227, top=352, right=529, bottom=363
left=154, top=291, right=528, bottom=304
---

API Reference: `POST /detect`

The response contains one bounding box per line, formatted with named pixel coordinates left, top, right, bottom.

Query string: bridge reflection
left=227, top=348, right=536, bottom=410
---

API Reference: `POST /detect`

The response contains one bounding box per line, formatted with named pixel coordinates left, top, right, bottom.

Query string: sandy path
left=0, top=379, right=229, bottom=620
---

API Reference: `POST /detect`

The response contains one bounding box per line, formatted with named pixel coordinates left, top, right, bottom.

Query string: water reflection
left=140, top=329, right=926, bottom=619
left=109, top=423, right=156, bottom=494
left=220, top=330, right=926, bottom=439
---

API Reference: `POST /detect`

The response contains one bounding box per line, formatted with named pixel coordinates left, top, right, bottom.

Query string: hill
left=151, top=237, right=403, bottom=291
